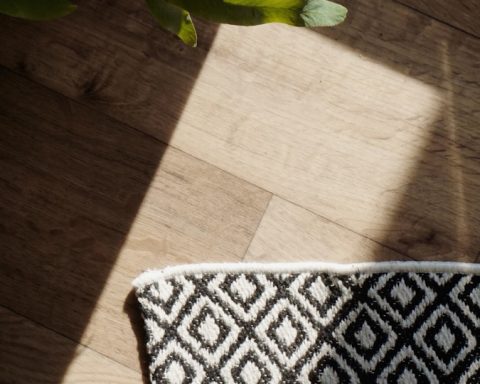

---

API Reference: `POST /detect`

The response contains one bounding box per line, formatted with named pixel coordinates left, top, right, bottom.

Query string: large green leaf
left=300, top=0, right=346, bottom=27
left=146, top=0, right=197, bottom=46
left=0, top=0, right=346, bottom=46
left=167, top=0, right=347, bottom=27
left=0, top=0, right=76, bottom=20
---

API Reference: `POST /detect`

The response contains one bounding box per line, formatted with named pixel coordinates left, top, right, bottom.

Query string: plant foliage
left=0, top=0, right=347, bottom=46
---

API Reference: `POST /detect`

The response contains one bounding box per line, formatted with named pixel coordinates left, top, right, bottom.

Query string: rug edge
left=132, top=261, right=480, bottom=290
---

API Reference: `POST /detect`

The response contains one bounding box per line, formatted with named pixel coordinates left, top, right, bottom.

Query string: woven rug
left=133, top=262, right=480, bottom=383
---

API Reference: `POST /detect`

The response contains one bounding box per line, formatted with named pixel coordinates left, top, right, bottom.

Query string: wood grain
left=245, top=196, right=408, bottom=263
left=168, top=0, right=480, bottom=262
left=0, top=306, right=143, bottom=383
left=1, top=0, right=479, bottom=261
left=1, top=0, right=480, bottom=380
left=0, top=1, right=218, bottom=144
left=0, top=67, right=271, bottom=376
left=396, top=0, right=480, bottom=38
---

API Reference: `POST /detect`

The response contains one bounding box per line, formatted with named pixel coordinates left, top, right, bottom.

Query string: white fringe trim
left=132, top=261, right=480, bottom=290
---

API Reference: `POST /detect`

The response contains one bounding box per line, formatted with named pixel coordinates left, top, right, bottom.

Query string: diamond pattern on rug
left=289, top=273, right=352, bottom=326
left=222, top=338, right=282, bottom=384
left=334, top=302, right=397, bottom=372
left=255, top=298, right=317, bottom=368
left=150, top=341, right=206, bottom=384
left=450, top=276, right=480, bottom=325
left=178, top=296, right=240, bottom=366
left=138, top=276, right=195, bottom=323
left=377, top=346, right=437, bottom=383
left=299, top=343, right=359, bottom=383
left=414, top=304, right=476, bottom=375
left=368, top=273, right=435, bottom=327
left=135, top=268, right=480, bottom=383
left=208, top=274, right=277, bottom=322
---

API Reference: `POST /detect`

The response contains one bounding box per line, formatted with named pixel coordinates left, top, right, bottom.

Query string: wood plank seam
left=245, top=195, right=415, bottom=262
left=0, top=64, right=275, bottom=202
left=0, top=62, right=418, bottom=265
left=0, top=64, right=273, bottom=374
left=0, top=303, right=145, bottom=378
left=1, top=0, right=478, bottom=376
left=241, top=194, right=274, bottom=262
left=3, top=0, right=480, bottom=263
left=394, top=0, right=480, bottom=40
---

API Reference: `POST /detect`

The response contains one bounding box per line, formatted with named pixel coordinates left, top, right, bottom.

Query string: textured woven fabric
left=134, top=263, right=480, bottom=383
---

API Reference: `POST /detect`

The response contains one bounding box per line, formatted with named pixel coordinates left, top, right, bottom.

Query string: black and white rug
left=133, top=262, right=480, bottom=383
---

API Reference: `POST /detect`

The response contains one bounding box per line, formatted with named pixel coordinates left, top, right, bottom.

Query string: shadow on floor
left=314, top=0, right=480, bottom=261
left=0, top=4, right=217, bottom=382
left=125, top=290, right=151, bottom=382
left=1, top=0, right=480, bottom=381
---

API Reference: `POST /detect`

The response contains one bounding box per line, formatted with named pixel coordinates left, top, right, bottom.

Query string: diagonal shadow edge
left=0, top=9, right=219, bottom=384
left=306, top=0, right=480, bottom=262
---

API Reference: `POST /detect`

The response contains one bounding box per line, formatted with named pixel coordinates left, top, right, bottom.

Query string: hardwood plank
left=0, top=67, right=271, bottom=377
left=168, top=1, right=480, bottom=262
left=397, top=0, right=480, bottom=38
left=1, top=0, right=479, bottom=261
left=0, top=306, right=142, bottom=384
left=0, top=1, right=218, bottom=144
left=245, top=196, right=408, bottom=263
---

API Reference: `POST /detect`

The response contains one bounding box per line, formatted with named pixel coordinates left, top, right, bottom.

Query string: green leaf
left=146, top=0, right=197, bottom=47
left=167, top=0, right=347, bottom=27
left=300, top=0, right=347, bottom=27
left=0, top=0, right=76, bottom=20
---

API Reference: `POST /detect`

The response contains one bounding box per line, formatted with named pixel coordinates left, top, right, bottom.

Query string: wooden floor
left=1, top=0, right=479, bottom=382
